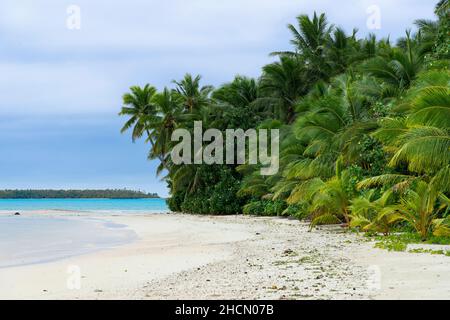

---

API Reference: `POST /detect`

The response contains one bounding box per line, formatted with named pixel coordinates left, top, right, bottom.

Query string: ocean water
left=0, top=198, right=169, bottom=212
left=0, top=198, right=169, bottom=268
left=0, top=216, right=138, bottom=268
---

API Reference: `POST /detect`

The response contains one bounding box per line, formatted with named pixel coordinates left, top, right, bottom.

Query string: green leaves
left=119, top=84, right=158, bottom=142
left=349, top=189, right=400, bottom=235
left=374, top=78, right=450, bottom=176
left=389, top=126, right=450, bottom=173
left=120, top=6, right=449, bottom=246
left=396, top=181, right=446, bottom=240
left=361, top=46, right=422, bottom=96
left=408, top=86, right=450, bottom=127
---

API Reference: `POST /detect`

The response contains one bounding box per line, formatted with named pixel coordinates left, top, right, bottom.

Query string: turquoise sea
left=0, top=198, right=169, bottom=212
left=0, top=198, right=169, bottom=268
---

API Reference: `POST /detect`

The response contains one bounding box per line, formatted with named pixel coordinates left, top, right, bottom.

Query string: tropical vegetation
left=120, top=1, right=449, bottom=242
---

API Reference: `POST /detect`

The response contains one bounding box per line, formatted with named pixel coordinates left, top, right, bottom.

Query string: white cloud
left=0, top=0, right=435, bottom=51
left=0, top=0, right=436, bottom=115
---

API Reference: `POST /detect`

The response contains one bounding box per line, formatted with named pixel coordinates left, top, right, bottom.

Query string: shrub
left=263, top=200, right=287, bottom=216
left=243, top=201, right=266, bottom=215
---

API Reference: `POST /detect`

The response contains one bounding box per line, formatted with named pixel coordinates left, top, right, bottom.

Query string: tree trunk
left=146, top=129, right=167, bottom=168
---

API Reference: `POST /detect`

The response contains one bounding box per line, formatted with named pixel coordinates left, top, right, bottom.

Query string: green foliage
left=374, top=237, right=408, bottom=252
left=408, top=248, right=449, bottom=255
left=243, top=201, right=266, bottom=215
left=243, top=199, right=287, bottom=216
left=172, top=166, right=243, bottom=215
left=350, top=190, right=400, bottom=235
left=282, top=203, right=309, bottom=220
left=120, top=3, right=450, bottom=245
left=355, top=136, right=388, bottom=176
left=167, top=190, right=184, bottom=212
left=373, top=231, right=450, bottom=253
left=373, top=74, right=450, bottom=177
left=208, top=169, right=243, bottom=214
left=264, top=200, right=287, bottom=216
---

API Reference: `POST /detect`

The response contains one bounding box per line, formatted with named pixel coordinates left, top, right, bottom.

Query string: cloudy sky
left=0, top=0, right=436, bottom=197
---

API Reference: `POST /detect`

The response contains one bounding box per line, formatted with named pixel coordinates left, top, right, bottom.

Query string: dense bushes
left=243, top=200, right=287, bottom=216
left=168, top=166, right=243, bottom=214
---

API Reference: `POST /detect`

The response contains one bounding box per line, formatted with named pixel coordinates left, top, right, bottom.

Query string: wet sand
left=0, top=212, right=449, bottom=300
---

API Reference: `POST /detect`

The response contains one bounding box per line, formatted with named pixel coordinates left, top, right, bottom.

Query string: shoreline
left=0, top=213, right=138, bottom=269
left=0, top=212, right=449, bottom=299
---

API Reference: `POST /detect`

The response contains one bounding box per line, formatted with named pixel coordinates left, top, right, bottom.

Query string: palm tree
left=119, top=84, right=157, bottom=142
left=173, top=74, right=213, bottom=112
left=357, top=69, right=450, bottom=194
left=285, top=170, right=352, bottom=227
left=362, top=31, right=422, bottom=97
left=119, top=84, right=169, bottom=166
left=148, top=88, right=185, bottom=174
left=413, top=19, right=440, bottom=57
left=325, top=27, right=360, bottom=74
left=260, top=56, right=307, bottom=123
left=349, top=190, right=400, bottom=235
left=373, top=81, right=450, bottom=177
left=271, top=127, right=307, bottom=201
left=287, top=12, right=331, bottom=56
left=394, top=181, right=450, bottom=240
left=293, top=74, right=377, bottom=170
left=237, top=170, right=272, bottom=199
left=354, top=34, right=378, bottom=61
left=213, top=76, right=259, bottom=109
left=213, top=76, right=263, bottom=129
left=273, top=12, right=333, bottom=81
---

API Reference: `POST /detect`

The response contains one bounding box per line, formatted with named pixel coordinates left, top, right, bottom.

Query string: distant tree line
left=0, top=189, right=160, bottom=199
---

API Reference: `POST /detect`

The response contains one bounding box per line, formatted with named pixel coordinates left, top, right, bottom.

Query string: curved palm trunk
left=146, top=129, right=167, bottom=169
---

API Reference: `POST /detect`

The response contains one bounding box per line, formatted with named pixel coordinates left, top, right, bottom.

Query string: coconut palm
left=259, top=56, right=307, bottom=123
left=394, top=181, right=450, bottom=240
left=358, top=70, right=450, bottom=195
left=362, top=32, right=422, bottom=97
left=273, top=12, right=333, bottom=81
left=287, top=171, right=352, bottom=227
left=119, top=84, right=170, bottom=167
left=147, top=88, right=185, bottom=174
left=269, top=73, right=377, bottom=218
left=119, top=84, right=157, bottom=142
left=349, top=190, right=400, bottom=235
left=173, top=74, right=213, bottom=112
left=325, top=27, right=360, bottom=74
left=213, top=76, right=259, bottom=109
left=413, top=19, right=440, bottom=57
left=373, top=81, right=450, bottom=178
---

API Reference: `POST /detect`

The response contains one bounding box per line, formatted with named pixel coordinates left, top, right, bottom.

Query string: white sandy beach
left=0, top=212, right=449, bottom=300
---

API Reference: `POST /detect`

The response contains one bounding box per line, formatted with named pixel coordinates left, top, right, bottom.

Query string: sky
left=0, top=0, right=436, bottom=197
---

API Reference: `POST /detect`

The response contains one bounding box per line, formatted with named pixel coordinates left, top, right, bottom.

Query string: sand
left=0, top=212, right=449, bottom=300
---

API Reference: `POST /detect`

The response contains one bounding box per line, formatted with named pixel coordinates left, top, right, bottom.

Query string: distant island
left=0, top=189, right=160, bottom=199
